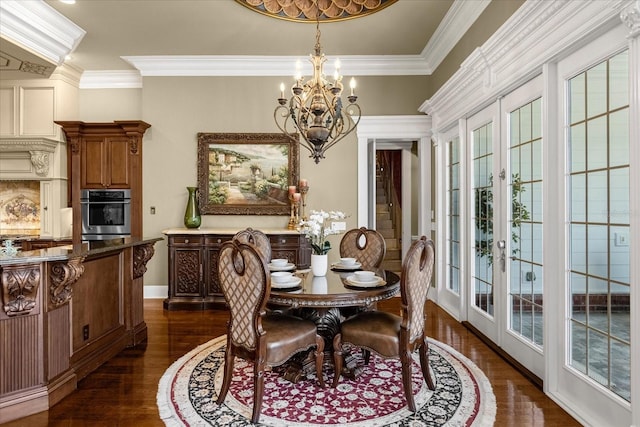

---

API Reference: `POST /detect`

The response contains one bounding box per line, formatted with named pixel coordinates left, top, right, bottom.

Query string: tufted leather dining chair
left=332, top=236, right=436, bottom=412
left=216, top=240, right=325, bottom=423
left=232, top=227, right=272, bottom=263
left=339, top=227, right=386, bottom=271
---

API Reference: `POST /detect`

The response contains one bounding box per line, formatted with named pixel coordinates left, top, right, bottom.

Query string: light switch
left=150, top=206, right=156, bottom=215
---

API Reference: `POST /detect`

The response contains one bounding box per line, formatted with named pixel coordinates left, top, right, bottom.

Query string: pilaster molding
left=420, top=0, right=632, bottom=132
left=1, top=264, right=40, bottom=317
left=49, top=256, right=85, bottom=308
left=620, top=0, right=640, bottom=37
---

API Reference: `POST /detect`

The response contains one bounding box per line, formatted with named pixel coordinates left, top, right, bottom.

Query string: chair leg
left=314, top=334, right=325, bottom=388
left=331, top=334, right=343, bottom=388
left=252, top=363, right=265, bottom=424
left=216, top=350, right=235, bottom=404
left=419, top=338, right=435, bottom=390
left=363, top=349, right=371, bottom=365
left=400, top=350, right=417, bottom=412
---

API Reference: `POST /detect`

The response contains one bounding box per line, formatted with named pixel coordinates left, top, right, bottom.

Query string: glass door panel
left=567, top=49, right=630, bottom=402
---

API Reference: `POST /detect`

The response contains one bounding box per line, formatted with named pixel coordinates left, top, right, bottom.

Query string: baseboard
left=144, top=285, right=167, bottom=299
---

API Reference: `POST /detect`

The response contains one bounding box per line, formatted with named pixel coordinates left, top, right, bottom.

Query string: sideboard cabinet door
left=165, top=235, right=204, bottom=310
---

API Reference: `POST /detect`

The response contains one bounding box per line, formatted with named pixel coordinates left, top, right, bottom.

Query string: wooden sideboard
left=163, top=228, right=311, bottom=310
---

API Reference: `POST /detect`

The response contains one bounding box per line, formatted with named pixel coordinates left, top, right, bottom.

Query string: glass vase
left=311, top=254, right=328, bottom=276
left=184, top=186, right=201, bottom=229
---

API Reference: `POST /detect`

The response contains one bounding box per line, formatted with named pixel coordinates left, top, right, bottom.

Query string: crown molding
left=420, top=0, right=632, bottom=132
left=79, top=70, right=143, bottom=89
left=420, top=0, right=491, bottom=74
left=121, top=54, right=432, bottom=77
left=0, top=0, right=85, bottom=66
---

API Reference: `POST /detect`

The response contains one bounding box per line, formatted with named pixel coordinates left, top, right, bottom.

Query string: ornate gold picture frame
left=197, top=132, right=299, bottom=215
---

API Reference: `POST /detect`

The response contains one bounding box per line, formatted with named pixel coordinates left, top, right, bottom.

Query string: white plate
left=331, top=261, right=362, bottom=270
left=271, top=276, right=302, bottom=289
left=268, top=262, right=296, bottom=271
left=345, top=275, right=386, bottom=288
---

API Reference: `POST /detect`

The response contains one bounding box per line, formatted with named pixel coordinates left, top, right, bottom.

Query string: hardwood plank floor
left=2, top=299, right=580, bottom=426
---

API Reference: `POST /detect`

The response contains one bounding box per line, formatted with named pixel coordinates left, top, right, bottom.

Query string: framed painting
left=197, top=132, right=299, bottom=215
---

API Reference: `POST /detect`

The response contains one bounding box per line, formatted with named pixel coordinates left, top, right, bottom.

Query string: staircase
left=376, top=174, right=402, bottom=273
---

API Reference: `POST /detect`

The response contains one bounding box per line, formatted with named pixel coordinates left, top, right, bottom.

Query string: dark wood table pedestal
left=269, top=269, right=400, bottom=384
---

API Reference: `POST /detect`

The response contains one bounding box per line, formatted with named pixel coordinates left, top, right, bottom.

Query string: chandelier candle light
left=274, top=15, right=361, bottom=164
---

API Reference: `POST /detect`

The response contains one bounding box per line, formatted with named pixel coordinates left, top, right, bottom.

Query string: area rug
left=157, top=335, right=495, bottom=426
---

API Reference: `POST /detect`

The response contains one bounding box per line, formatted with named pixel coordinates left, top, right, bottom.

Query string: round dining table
left=268, top=266, right=400, bottom=383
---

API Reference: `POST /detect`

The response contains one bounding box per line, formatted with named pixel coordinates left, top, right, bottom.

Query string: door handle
left=496, top=240, right=506, bottom=272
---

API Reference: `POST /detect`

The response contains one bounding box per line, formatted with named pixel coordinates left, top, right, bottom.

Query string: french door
left=465, top=76, right=544, bottom=377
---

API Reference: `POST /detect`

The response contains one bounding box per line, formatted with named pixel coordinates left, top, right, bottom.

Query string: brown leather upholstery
left=339, top=227, right=386, bottom=271
left=232, top=227, right=272, bottom=263
left=332, top=236, right=436, bottom=412
left=216, top=240, right=324, bottom=423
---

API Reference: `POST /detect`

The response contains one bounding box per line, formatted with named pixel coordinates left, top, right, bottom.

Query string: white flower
left=300, top=209, right=348, bottom=255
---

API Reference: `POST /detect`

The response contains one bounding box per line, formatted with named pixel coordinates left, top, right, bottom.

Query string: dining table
left=268, top=263, right=401, bottom=383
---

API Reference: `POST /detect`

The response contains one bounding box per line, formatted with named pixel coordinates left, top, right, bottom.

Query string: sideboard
left=162, top=228, right=311, bottom=310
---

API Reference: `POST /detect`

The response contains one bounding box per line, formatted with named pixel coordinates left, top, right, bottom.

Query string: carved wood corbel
left=133, top=243, right=155, bottom=279
left=49, top=257, right=85, bottom=308
left=1, top=264, right=40, bottom=317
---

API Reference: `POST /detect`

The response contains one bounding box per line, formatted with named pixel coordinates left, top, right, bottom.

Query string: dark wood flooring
left=2, top=299, right=581, bottom=426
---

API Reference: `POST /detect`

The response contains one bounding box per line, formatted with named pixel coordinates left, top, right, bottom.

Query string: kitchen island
left=0, top=237, right=162, bottom=423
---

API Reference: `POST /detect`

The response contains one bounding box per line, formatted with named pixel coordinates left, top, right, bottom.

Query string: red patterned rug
left=157, top=335, right=495, bottom=426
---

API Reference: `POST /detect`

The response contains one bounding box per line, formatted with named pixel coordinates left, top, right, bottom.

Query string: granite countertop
left=0, top=236, right=164, bottom=266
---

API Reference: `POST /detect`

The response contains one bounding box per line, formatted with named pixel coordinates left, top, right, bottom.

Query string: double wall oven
left=81, top=189, right=131, bottom=241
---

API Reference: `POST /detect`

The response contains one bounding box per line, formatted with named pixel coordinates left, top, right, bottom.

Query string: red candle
left=299, top=178, right=308, bottom=187
left=288, top=185, right=296, bottom=194
left=293, top=192, right=301, bottom=202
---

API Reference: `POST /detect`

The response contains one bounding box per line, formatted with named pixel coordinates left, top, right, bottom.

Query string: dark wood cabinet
left=55, top=121, right=151, bottom=241
left=81, top=136, right=130, bottom=188
left=164, top=230, right=311, bottom=310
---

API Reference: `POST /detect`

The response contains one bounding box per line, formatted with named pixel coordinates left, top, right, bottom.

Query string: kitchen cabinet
left=81, top=136, right=130, bottom=188
left=55, top=121, right=151, bottom=241
left=163, top=229, right=311, bottom=310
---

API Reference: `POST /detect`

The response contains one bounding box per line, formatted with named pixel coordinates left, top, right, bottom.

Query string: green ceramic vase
left=184, top=186, right=201, bottom=229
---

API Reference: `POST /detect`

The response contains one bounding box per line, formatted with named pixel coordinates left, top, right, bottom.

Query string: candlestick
left=299, top=184, right=309, bottom=221
left=287, top=192, right=297, bottom=230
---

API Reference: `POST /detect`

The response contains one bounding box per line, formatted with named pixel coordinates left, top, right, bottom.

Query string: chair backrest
left=399, top=236, right=435, bottom=344
left=233, top=228, right=271, bottom=262
left=218, top=240, right=270, bottom=350
left=339, top=227, right=386, bottom=270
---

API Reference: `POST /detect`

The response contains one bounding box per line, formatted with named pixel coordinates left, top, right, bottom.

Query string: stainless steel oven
left=81, top=189, right=131, bottom=240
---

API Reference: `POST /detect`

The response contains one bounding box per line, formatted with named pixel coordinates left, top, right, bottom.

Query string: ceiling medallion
left=235, top=0, right=398, bottom=22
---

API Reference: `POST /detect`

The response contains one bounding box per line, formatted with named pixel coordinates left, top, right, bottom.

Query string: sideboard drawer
left=170, top=236, right=204, bottom=246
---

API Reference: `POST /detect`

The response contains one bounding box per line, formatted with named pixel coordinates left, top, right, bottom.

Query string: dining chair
left=232, top=227, right=272, bottom=262
left=339, top=227, right=386, bottom=271
left=216, top=240, right=325, bottom=423
left=332, top=236, right=436, bottom=412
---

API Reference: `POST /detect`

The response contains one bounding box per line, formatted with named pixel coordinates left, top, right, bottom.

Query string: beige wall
left=77, top=75, right=428, bottom=286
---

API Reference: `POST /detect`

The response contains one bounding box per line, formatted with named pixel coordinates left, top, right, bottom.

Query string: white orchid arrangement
left=300, top=210, right=347, bottom=255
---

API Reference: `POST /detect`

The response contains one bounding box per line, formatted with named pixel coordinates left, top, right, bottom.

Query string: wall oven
left=81, top=189, right=131, bottom=240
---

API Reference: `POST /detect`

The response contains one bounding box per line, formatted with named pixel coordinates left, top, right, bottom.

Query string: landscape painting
left=197, top=132, right=299, bottom=215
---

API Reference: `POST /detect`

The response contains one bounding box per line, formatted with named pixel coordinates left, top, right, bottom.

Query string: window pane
left=609, top=51, right=628, bottom=110
left=586, top=62, right=607, bottom=118
left=609, top=109, right=629, bottom=168
left=570, top=73, right=586, bottom=123
left=587, top=116, right=607, bottom=170
left=570, top=123, right=586, bottom=172
left=586, top=171, right=607, bottom=223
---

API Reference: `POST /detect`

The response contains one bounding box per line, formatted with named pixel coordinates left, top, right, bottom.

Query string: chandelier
left=274, top=18, right=361, bottom=164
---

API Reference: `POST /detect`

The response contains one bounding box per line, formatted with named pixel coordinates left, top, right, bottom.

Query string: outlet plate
left=83, top=324, right=89, bottom=341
